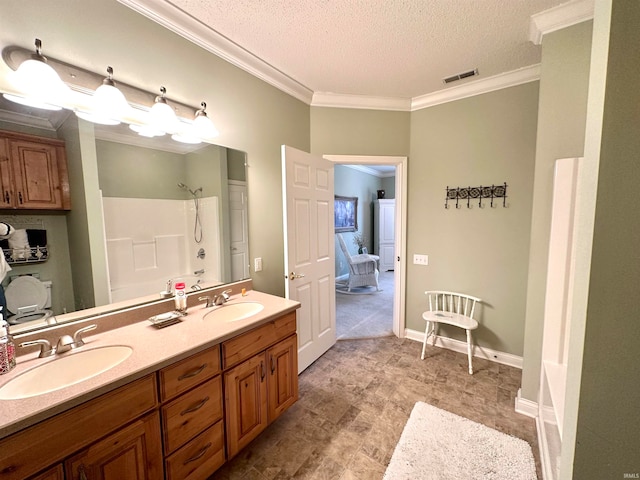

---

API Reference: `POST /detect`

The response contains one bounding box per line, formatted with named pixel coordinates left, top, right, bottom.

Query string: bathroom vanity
left=0, top=286, right=299, bottom=480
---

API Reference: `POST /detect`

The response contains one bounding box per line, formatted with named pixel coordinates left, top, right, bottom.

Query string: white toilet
left=5, top=276, right=53, bottom=325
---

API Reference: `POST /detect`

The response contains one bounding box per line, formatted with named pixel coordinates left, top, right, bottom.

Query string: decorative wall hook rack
left=445, top=183, right=508, bottom=209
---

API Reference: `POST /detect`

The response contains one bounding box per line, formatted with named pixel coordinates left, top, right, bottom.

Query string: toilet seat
left=5, top=276, right=52, bottom=325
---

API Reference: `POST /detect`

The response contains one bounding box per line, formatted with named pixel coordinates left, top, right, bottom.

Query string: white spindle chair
left=421, top=291, right=482, bottom=374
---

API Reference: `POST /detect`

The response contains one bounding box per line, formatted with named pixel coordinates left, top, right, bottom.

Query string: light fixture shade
left=75, top=67, right=131, bottom=125
left=3, top=45, right=72, bottom=111
left=192, top=102, right=219, bottom=140
left=144, top=87, right=179, bottom=135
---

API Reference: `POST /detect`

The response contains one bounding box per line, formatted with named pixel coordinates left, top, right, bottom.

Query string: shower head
left=177, top=182, right=202, bottom=197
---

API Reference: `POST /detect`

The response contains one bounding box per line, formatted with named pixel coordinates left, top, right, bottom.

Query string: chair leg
left=421, top=321, right=430, bottom=360
left=466, top=329, right=473, bottom=375
left=432, top=323, right=438, bottom=346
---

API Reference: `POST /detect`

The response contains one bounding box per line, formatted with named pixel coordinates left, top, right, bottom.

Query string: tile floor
left=210, top=336, right=540, bottom=480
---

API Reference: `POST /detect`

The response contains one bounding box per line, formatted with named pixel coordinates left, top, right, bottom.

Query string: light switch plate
left=413, top=254, right=429, bottom=266
left=254, top=257, right=263, bottom=272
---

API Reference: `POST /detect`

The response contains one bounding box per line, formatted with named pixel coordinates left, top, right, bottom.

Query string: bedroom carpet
left=384, top=401, right=537, bottom=479
left=336, top=270, right=394, bottom=339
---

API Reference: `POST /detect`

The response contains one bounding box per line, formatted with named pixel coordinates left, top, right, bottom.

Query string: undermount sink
left=0, top=345, right=133, bottom=400
left=203, top=302, right=264, bottom=322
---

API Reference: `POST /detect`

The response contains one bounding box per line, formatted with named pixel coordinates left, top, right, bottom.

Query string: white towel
left=8, top=229, right=30, bottom=260
left=0, top=222, right=13, bottom=239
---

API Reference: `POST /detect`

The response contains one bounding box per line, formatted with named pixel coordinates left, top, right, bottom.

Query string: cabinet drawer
left=159, top=345, right=220, bottom=401
left=222, top=312, right=296, bottom=369
left=162, top=376, right=223, bottom=455
left=0, top=374, right=157, bottom=480
left=165, top=421, right=225, bottom=480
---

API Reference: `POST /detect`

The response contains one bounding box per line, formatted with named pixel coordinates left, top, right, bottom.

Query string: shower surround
left=102, top=196, right=221, bottom=302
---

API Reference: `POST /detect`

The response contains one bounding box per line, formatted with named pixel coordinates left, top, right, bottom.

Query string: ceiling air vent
left=443, top=68, right=479, bottom=84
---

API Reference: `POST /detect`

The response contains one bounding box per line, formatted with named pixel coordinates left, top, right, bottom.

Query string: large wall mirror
left=0, top=95, right=249, bottom=334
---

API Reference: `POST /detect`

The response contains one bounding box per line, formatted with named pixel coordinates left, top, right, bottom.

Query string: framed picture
left=334, top=195, right=358, bottom=232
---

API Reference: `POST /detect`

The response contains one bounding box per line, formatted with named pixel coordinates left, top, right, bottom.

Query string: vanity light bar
left=1, top=43, right=218, bottom=140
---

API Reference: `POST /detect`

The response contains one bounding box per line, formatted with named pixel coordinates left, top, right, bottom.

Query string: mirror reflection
left=0, top=96, right=249, bottom=334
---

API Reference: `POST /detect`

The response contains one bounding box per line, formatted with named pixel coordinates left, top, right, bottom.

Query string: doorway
left=325, top=155, right=407, bottom=339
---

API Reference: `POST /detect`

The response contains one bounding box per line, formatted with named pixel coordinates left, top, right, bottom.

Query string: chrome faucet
left=213, top=289, right=232, bottom=306
left=55, top=324, right=97, bottom=354
left=199, top=289, right=232, bottom=308
left=19, top=324, right=97, bottom=357
left=19, top=339, right=55, bottom=358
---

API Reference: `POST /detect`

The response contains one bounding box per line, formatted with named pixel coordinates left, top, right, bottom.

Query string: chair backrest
left=337, top=234, right=353, bottom=262
left=424, top=291, right=482, bottom=320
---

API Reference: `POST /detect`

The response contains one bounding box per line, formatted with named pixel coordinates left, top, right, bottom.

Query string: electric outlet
left=254, top=257, right=263, bottom=272
left=413, top=254, right=429, bottom=266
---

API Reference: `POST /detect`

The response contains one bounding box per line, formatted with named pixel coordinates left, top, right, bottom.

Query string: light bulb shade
left=148, top=100, right=179, bottom=135
left=129, top=122, right=165, bottom=137
left=171, top=133, right=202, bottom=144
left=75, top=83, right=131, bottom=125
left=192, top=114, right=219, bottom=139
left=4, top=58, right=72, bottom=110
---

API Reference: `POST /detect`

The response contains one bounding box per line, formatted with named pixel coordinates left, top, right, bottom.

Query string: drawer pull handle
left=178, top=363, right=207, bottom=380
left=180, top=396, right=210, bottom=416
left=183, top=442, right=212, bottom=465
left=78, top=465, right=88, bottom=480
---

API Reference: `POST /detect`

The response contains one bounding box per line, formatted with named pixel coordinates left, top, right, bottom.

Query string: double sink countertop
left=0, top=290, right=300, bottom=440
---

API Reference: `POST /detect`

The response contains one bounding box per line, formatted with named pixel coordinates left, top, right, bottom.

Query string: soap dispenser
left=0, top=309, right=16, bottom=375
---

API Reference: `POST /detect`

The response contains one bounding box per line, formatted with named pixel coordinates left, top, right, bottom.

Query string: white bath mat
left=384, top=402, right=537, bottom=480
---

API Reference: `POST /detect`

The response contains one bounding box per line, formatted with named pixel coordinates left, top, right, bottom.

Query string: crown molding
left=411, top=64, right=540, bottom=111
left=341, top=164, right=395, bottom=178
left=529, top=0, right=595, bottom=45
left=117, top=0, right=313, bottom=104
left=312, top=92, right=411, bottom=111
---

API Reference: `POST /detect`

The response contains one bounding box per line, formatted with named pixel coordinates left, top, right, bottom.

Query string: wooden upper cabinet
left=0, top=130, right=70, bottom=210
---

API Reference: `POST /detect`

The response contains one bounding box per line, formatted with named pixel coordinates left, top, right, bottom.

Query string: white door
left=282, top=145, right=336, bottom=373
left=228, top=182, right=249, bottom=281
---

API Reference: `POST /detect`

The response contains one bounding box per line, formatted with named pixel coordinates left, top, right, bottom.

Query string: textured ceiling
left=168, top=0, right=566, bottom=99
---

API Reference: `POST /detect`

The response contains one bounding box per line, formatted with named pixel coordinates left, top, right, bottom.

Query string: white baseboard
left=515, top=388, right=538, bottom=418
left=404, top=328, right=523, bottom=369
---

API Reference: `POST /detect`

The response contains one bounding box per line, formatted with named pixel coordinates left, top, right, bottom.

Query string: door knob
left=286, top=272, right=305, bottom=281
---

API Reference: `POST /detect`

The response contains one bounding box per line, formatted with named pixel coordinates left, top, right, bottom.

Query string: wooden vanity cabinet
left=64, top=412, right=162, bottom=480
left=222, top=312, right=298, bottom=459
left=0, top=375, right=159, bottom=480
left=2, top=309, right=299, bottom=480
left=0, top=130, right=70, bottom=211
left=158, top=345, right=225, bottom=480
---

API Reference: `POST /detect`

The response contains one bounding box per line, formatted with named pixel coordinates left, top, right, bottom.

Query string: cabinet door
left=28, top=465, right=64, bottom=480
left=9, top=139, right=64, bottom=209
left=224, top=352, right=268, bottom=459
left=65, top=412, right=163, bottom=480
left=267, top=334, right=299, bottom=423
left=0, top=138, right=13, bottom=208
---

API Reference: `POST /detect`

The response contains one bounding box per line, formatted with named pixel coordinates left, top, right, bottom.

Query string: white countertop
left=0, top=290, right=299, bottom=439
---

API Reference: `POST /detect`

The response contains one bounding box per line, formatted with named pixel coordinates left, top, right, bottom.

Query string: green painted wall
left=311, top=108, right=410, bottom=156
left=408, top=84, right=539, bottom=355
left=571, top=2, right=640, bottom=477
left=520, top=22, right=593, bottom=401
left=0, top=0, right=310, bottom=298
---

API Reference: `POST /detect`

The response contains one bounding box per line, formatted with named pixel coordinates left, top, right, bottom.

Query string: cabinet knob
left=260, top=361, right=265, bottom=381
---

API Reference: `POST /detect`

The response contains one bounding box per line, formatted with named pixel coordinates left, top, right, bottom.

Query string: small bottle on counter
left=174, top=282, right=187, bottom=314
left=0, top=313, right=17, bottom=375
